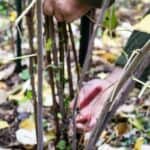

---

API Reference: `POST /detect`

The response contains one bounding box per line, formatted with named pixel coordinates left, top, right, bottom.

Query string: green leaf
left=56, top=140, right=66, bottom=150
left=26, top=90, right=33, bottom=100
left=19, top=69, right=30, bottom=81
left=0, top=2, right=7, bottom=16
left=45, top=38, right=52, bottom=52
left=103, top=6, right=118, bottom=30
left=129, top=117, right=144, bottom=130
left=64, top=96, right=71, bottom=109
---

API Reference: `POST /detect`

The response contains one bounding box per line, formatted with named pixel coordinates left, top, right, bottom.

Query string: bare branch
left=36, top=0, right=44, bottom=148
left=86, top=40, right=150, bottom=150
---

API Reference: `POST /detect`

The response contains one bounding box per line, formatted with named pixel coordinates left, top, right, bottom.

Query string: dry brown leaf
left=114, top=122, right=130, bottom=136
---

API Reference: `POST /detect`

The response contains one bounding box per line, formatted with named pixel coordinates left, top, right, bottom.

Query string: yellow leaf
left=45, top=129, right=56, bottom=142
left=134, top=137, right=144, bottom=150
left=9, top=11, right=17, bottom=22
left=19, top=118, right=35, bottom=131
left=134, top=14, right=150, bottom=34
left=0, top=120, right=9, bottom=129
left=102, top=52, right=117, bottom=63
left=93, top=50, right=118, bottom=63
left=9, top=91, right=24, bottom=102
left=114, top=122, right=130, bottom=136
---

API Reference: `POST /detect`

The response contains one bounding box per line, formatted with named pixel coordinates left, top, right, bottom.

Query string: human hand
left=70, top=68, right=122, bottom=131
left=70, top=79, right=113, bottom=131
left=43, top=0, right=92, bottom=22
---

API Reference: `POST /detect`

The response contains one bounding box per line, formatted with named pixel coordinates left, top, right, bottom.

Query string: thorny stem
left=72, top=0, right=111, bottom=149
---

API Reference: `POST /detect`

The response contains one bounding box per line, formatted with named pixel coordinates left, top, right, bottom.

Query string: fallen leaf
left=0, top=89, right=7, bottom=104
left=0, top=82, right=7, bottom=90
left=134, top=14, right=150, bottom=34
left=114, top=122, right=130, bottom=136
left=17, top=101, right=34, bottom=113
left=16, top=129, right=37, bottom=145
left=45, top=129, right=56, bottom=142
left=93, top=50, right=118, bottom=63
left=9, top=91, right=24, bottom=102
left=19, top=118, right=35, bottom=131
left=0, top=120, right=9, bottom=129
left=134, top=137, right=144, bottom=150
left=16, top=129, right=47, bottom=145
left=0, top=63, right=15, bottom=80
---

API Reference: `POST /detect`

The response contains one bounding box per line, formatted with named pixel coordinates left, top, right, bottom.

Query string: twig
left=26, top=6, right=38, bottom=142
left=15, top=0, right=36, bottom=26
left=65, top=25, right=74, bottom=98
left=68, top=23, right=80, bottom=82
left=86, top=40, right=150, bottom=150
left=36, top=0, right=44, bottom=148
left=66, top=48, right=74, bottom=99
left=138, top=81, right=150, bottom=98
left=110, top=40, right=150, bottom=105
left=132, top=76, right=150, bottom=88
left=1, top=54, right=37, bottom=63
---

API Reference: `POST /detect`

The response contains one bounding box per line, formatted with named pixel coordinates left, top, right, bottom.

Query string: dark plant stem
left=36, top=0, right=44, bottom=148
left=45, top=16, right=60, bottom=143
left=79, top=10, right=95, bottom=67
left=72, top=1, right=111, bottom=149
left=57, top=22, right=68, bottom=141
left=66, top=48, right=74, bottom=99
left=26, top=6, right=38, bottom=140
left=65, top=25, right=74, bottom=99
left=15, top=0, right=22, bottom=72
left=68, top=24, right=80, bottom=82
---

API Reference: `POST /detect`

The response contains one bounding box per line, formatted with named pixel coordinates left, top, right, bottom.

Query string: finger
left=70, top=79, right=103, bottom=109
left=79, top=86, right=102, bottom=109
left=76, top=123, right=91, bottom=132
left=76, top=114, right=91, bottom=124
left=88, top=117, right=97, bottom=129
left=43, top=0, right=54, bottom=16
